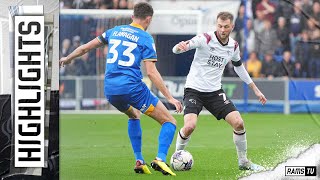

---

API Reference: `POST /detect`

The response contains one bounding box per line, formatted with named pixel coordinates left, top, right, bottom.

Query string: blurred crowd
left=60, top=0, right=320, bottom=79
left=225, top=0, right=320, bottom=78
left=60, top=0, right=149, bottom=9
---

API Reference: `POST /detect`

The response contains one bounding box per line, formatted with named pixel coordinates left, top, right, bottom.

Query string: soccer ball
left=170, top=150, right=194, bottom=171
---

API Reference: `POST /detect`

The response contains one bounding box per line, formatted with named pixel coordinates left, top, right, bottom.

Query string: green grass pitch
left=60, top=113, right=320, bottom=180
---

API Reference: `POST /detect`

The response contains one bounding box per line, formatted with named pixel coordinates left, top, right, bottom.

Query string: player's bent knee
left=125, top=108, right=141, bottom=119
left=226, top=111, right=244, bottom=130
left=129, top=113, right=140, bottom=119
left=134, top=109, right=141, bottom=119
left=234, top=118, right=244, bottom=130
left=127, top=112, right=140, bottom=119
left=184, top=124, right=196, bottom=135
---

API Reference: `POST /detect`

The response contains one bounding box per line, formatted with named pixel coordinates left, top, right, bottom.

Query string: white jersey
left=185, top=31, right=241, bottom=92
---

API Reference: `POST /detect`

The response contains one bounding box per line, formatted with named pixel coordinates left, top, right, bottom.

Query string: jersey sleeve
left=97, top=29, right=112, bottom=45
left=231, top=41, right=242, bottom=66
left=142, top=36, right=157, bottom=61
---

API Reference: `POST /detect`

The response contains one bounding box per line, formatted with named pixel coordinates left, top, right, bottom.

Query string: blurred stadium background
left=58, top=0, right=320, bottom=179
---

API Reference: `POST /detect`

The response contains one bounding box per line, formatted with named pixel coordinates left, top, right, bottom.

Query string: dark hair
left=217, top=12, right=234, bottom=22
left=133, top=2, right=154, bottom=19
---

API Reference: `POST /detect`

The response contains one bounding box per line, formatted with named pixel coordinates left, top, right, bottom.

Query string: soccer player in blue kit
left=60, top=2, right=182, bottom=176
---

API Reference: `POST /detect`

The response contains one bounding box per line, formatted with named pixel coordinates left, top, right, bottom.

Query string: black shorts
left=183, top=88, right=237, bottom=120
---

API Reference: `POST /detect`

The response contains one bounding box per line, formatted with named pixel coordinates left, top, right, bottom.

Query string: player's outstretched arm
left=144, top=61, right=183, bottom=112
left=172, top=34, right=204, bottom=54
left=233, top=63, right=267, bottom=105
left=59, top=38, right=103, bottom=67
left=172, top=41, right=190, bottom=54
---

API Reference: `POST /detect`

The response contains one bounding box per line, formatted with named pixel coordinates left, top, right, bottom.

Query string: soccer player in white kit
left=172, top=12, right=267, bottom=171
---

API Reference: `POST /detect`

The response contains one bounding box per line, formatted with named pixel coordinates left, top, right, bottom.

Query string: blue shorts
left=106, top=83, right=159, bottom=115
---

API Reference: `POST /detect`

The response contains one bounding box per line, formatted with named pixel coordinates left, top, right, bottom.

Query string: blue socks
left=128, top=119, right=176, bottom=163
left=157, top=122, right=176, bottom=162
left=128, top=119, right=144, bottom=162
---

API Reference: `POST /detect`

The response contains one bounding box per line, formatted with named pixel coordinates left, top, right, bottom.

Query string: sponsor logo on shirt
left=207, top=55, right=226, bottom=68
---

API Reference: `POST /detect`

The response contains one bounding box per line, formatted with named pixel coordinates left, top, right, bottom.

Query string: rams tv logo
left=14, top=15, right=45, bottom=167
left=285, top=166, right=317, bottom=176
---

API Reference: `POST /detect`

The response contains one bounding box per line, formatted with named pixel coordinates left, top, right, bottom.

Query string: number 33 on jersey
left=97, top=23, right=157, bottom=95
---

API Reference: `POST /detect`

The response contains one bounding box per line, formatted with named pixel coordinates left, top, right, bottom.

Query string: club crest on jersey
left=224, top=100, right=230, bottom=105
left=189, top=99, right=196, bottom=104
left=209, top=47, right=215, bottom=52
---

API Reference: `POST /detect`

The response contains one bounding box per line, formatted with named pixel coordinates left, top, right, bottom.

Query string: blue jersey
left=97, top=23, right=157, bottom=95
